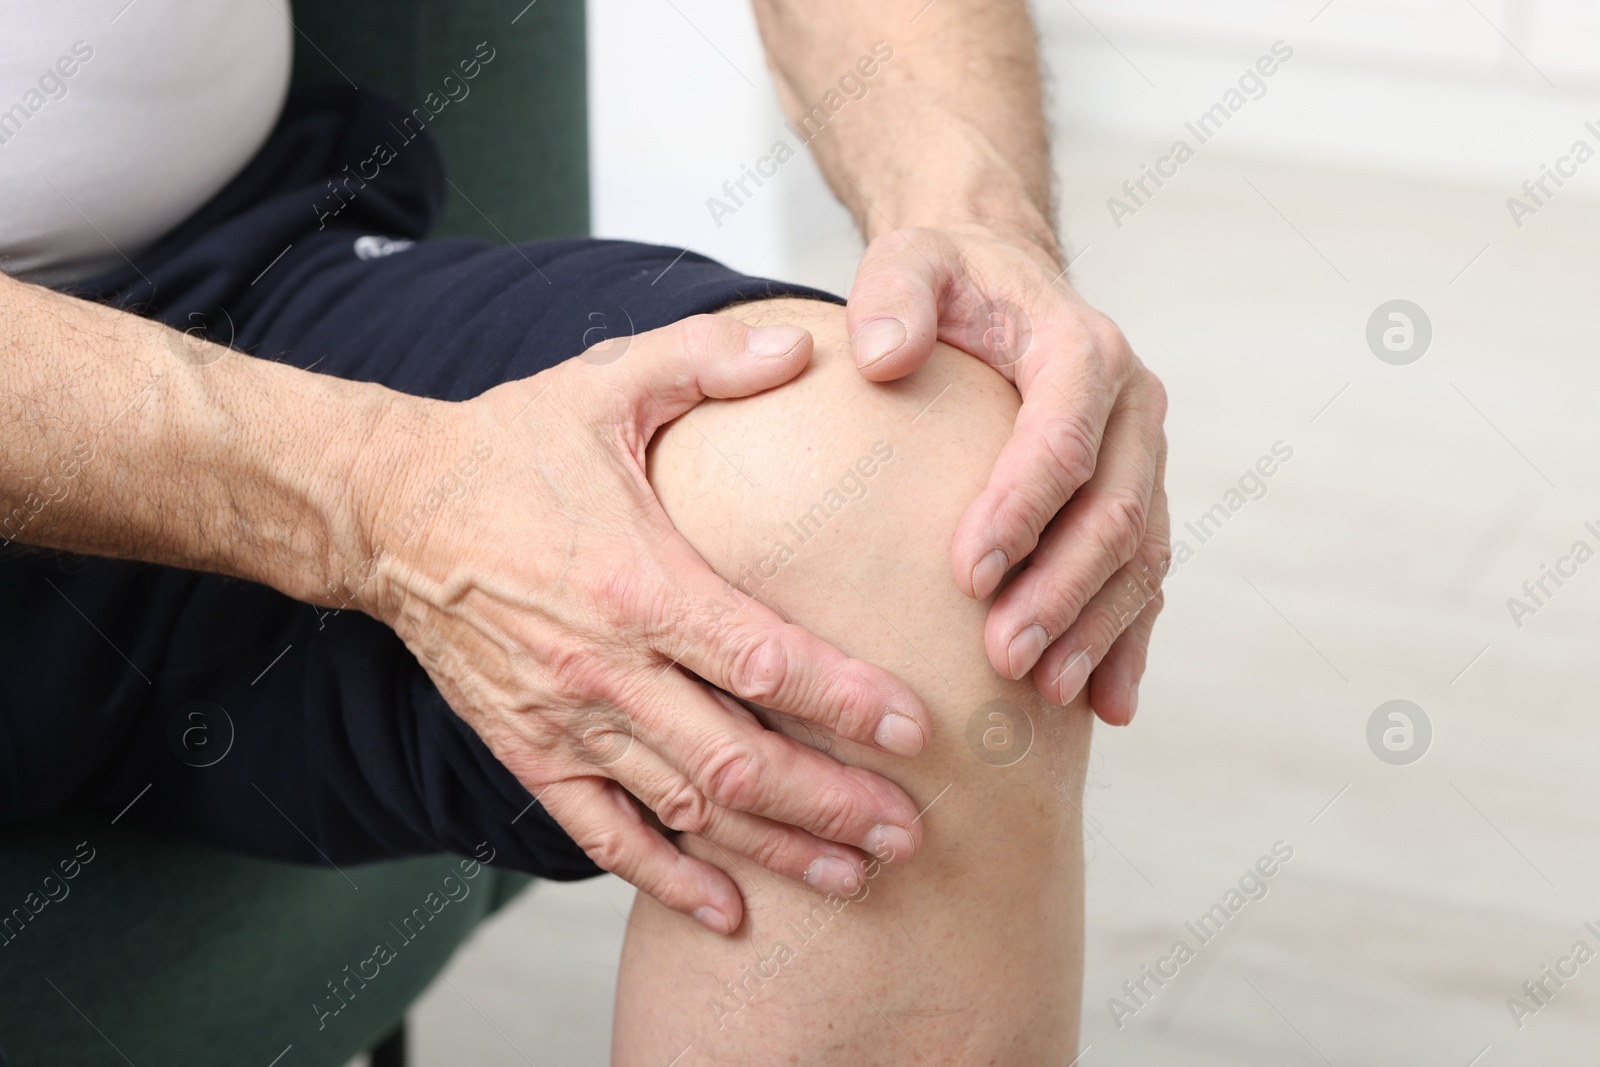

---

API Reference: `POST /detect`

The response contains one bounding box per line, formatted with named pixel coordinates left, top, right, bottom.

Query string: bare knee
left=649, top=295, right=1091, bottom=797
left=630, top=296, right=1089, bottom=1061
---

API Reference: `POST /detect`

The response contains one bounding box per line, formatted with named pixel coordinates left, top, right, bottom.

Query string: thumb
left=601, top=313, right=813, bottom=430
left=846, top=230, right=948, bottom=382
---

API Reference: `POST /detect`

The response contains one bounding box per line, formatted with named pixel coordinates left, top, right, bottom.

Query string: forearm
left=754, top=0, right=1057, bottom=258
left=0, top=273, right=395, bottom=606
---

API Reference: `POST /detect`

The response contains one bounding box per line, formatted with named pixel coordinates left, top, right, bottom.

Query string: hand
left=846, top=223, right=1170, bottom=723
left=355, top=316, right=930, bottom=933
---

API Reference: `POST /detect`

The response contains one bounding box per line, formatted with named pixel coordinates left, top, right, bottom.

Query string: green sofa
left=0, top=2, right=588, bottom=1063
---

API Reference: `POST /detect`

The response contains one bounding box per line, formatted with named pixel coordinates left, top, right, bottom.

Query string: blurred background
left=408, top=0, right=1600, bottom=1062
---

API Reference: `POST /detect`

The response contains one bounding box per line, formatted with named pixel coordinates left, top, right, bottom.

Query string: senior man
left=1, top=0, right=1169, bottom=1059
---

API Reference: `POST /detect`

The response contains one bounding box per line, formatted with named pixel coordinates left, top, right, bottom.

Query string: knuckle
left=1139, top=543, right=1177, bottom=591
left=574, top=703, right=634, bottom=766
left=1132, top=534, right=1171, bottom=591
left=1088, top=488, right=1147, bottom=567
left=855, top=271, right=933, bottom=321
left=1142, top=370, right=1170, bottom=421
left=747, top=830, right=803, bottom=877
left=580, top=825, right=629, bottom=874
left=1042, top=414, right=1099, bottom=491
left=698, top=743, right=763, bottom=811
left=825, top=670, right=878, bottom=741
left=810, top=778, right=870, bottom=843
left=1031, top=569, right=1101, bottom=632
left=1108, top=583, right=1153, bottom=639
left=592, top=564, right=648, bottom=625
left=657, top=779, right=713, bottom=836
left=992, top=484, right=1055, bottom=550
left=675, top=313, right=725, bottom=356
left=1086, top=312, right=1133, bottom=365
left=727, top=630, right=791, bottom=706
left=544, top=634, right=610, bottom=703
left=1002, top=544, right=1093, bottom=623
left=1101, top=561, right=1166, bottom=641
left=1078, top=602, right=1129, bottom=657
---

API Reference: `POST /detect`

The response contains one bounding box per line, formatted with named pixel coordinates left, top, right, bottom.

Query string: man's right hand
left=350, top=315, right=930, bottom=933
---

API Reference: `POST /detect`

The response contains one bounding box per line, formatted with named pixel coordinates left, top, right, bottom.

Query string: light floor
left=402, top=135, right=1600, bottom=1066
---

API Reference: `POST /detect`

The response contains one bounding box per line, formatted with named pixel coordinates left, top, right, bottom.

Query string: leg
left=614, top=298, right=1091, bottom=1064
left=6, top=224, right=845, bottom=878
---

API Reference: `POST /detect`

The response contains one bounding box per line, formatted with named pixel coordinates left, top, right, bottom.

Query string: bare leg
left=612, top=298, right=1091, bottom=1065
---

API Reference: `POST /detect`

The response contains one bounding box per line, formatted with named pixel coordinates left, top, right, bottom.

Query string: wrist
left=859, top=130, right=1060, bottom=266
left=196, top=348, right=425, bottom=613
left=333, top=384, right=481, bottom=628
left=312, top=383, right=449, bottom=621
left=871, top=185, right=1062, bottom=272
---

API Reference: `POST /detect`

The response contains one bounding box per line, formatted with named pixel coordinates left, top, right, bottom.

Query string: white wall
left=586, top=0, right=857, bottom=292
left=589, top=0, right=1600, bottom=286
left=1041, top=0, right=1600, bottom=191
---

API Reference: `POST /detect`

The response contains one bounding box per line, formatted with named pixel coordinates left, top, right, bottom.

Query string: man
left=1, top=0, right=1168, bottom=1057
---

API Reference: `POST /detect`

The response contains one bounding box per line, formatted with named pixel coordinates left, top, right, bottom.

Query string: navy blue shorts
left=0, top=83, right=839, bottom=880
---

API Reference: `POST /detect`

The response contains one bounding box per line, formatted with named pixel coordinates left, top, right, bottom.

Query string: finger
left=1087, top=586, right=1165, bottom=726
left=1032, top=466, right=1171, bottom=711
left=981, top=389, right=1161, bottom=681
left=695, top=809, right=875, bottom=901
left=537, top=776, right=743, bottom=934
left=616, top=666, right=923, bottom=862
left=609, top=738, right=876, bottom=899
left=951, top=336, right=1148, bottom=605
left=844, top=229, right=948, bottom=381
left=652, top=531, right=933, bottom=757
left=593, top=313, right=815, bottom=431
left=1085, top=452, right=1170, bottom=724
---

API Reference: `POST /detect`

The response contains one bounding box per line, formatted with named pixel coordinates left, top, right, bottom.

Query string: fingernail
left=864, top=824, right=915, bottom=864
left=1054, top=649, right=1092, bottom=706
left=1006, top=624, right=1049, bottom=681
left=692, top=905, right=734, bottom=934
left=874, top=712, right=924, bottom=756
left=971, top=548, right=1008, bottom=599
left=747, top=324, right=808, bottom=359
left=804, top=856, right=862, bottom=897
left=1126, top=682, right=1140, bottom=723
left=851, top=318, right=906, bottom=368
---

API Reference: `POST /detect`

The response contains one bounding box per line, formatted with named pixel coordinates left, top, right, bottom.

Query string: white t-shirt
left=0, top=1, right=292, bottom=282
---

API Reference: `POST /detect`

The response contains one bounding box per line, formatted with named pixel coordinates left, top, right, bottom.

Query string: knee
left=648, top=297, right=1089, bottom=802
left=649, top=295, right=1018, bottom=569
left=648, top=295, right=1018, bottom=639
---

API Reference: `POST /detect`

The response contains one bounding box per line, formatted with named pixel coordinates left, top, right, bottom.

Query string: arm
left=0, top=272, right=383, bottom=604
left=754, top=0, right=1172, bottom=722
left=0, top=274, right=934, bottom=930
left=752, top=0, right=1056, bottom=260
